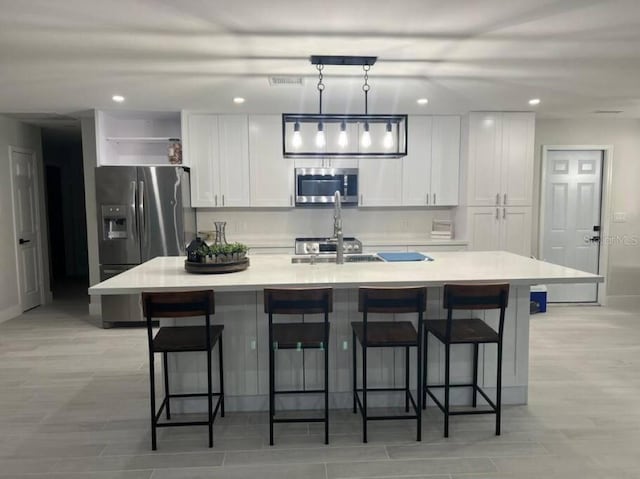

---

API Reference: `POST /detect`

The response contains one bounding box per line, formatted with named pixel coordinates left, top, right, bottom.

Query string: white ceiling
left=2, top=0, right=640, bottom=118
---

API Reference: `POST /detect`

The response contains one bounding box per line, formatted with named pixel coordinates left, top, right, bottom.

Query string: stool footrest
left=274, top=388, right=325, bottom=395
left=273, top=416, right=326, bottom=424
left=425, top=384, right=497, bottom=413
left=154, top=394, right=223, bottom=425
left=354, top=389, right=420, bottom=419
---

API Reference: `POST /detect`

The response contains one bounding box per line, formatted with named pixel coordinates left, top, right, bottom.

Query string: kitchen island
left=89, top=251, right=602, bottom=412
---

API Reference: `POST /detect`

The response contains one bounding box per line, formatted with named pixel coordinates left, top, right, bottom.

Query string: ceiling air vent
left=268, top=76, right=304, bottom=87
left=593, top=110, right=623, bottom=114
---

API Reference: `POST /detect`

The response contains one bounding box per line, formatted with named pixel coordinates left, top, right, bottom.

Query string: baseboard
left=173, top=386, right=528, bottom=414
left=0, top=304, right=22, bottom=324
left=605, top=295, right=640, bottom=310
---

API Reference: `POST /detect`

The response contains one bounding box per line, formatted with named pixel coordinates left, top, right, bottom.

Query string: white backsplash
left=196, top=208, right=454, bottom=246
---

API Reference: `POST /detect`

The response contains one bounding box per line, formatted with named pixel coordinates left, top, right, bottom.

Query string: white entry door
left=10, top=147, right=42, bottom=311
left=542, top=150, right=602, bottom=302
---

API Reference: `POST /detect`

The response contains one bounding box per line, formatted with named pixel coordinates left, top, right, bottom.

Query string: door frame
left=9, top=145, right=46, bottom=310
left=539, top=145, right=613, bottom=305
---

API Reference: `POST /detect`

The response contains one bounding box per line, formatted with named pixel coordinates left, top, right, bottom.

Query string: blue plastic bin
left=530, top=285, right=547, bottom=313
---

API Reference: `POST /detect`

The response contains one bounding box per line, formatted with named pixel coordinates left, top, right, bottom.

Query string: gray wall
left=0, top=115, right=48, bottom=322
left=534, top=118, right=640, bottom=302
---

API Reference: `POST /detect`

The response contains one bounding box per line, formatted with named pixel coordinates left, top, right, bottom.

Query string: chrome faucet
left=333, top=190, right=344, bottom=264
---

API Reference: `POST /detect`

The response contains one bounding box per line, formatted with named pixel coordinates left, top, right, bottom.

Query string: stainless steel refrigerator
left=95, top=166, right=196, bottom=327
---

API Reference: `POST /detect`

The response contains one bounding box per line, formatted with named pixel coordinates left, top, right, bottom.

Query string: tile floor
left=1, top=298, right=640, bottom=478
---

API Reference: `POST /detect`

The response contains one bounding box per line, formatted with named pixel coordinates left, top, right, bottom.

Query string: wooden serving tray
left=184, top=258, right=250, bottom=274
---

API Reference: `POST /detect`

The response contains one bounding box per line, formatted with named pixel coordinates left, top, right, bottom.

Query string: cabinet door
left=218, top=115, right=250, bottom=207
left=431, top=116, right=460, bottom=206
left=249, top=115, right=294, bottom=207
left=467, top=112, right=502, bottom=206
left=359, top=158, right=403, bottom=206
left=501, top=206, right=532, bottom=256
left=467, top=206, right=501, bottom=251
left=186, top=113, right=219, bottom=207
left=501, top=113, right=535, bottom=207
left=402, top=116, right=432, bottom=206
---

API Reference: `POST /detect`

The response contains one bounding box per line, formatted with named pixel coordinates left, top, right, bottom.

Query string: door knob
left=19, top=238, right=30, bottom=245
left=588, top=236, right=600, bottom=243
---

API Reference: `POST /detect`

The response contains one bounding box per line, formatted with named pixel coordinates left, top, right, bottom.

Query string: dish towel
left=377, top=252, right=433, bottom=262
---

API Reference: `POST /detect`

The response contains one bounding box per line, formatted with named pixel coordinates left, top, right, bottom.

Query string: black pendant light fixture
left=282, top=55, right=408, bottom=158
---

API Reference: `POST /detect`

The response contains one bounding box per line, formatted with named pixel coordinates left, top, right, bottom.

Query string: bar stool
left=351, top=286, right=426, bottom=443
left=264, top=287, right=332, bottom=445
left=142, top=290, right=224, bottom=450
left=422, top=283, right=509, bottom=437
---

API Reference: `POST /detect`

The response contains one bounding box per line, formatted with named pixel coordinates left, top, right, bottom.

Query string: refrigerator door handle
left=138, top=180, right=146, bottom=247
left=130, top=181, right=137, bottom=241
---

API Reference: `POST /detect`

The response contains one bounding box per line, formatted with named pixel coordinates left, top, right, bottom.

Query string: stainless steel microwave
left=295, top=167, right=358, bottom=206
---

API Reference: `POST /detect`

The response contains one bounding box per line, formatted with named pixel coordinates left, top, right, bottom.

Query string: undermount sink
left=291, top=254, right=385, bottom=264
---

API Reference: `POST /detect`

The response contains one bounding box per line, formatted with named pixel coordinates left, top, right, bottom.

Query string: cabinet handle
left=360, top=194, right=363, bottom=205
left=222, top=194, right=225, bottom=206
left=496, top=193, right=500, bottom=206
left=503, top=207, right=506, bottom=219
left=433, top=193, right=436, bottom=205
left=215, top=195, right=218, bottom=207
left=496, top=208, right=499, bottom=220
left=290, top=195, right=293, bottom=206
left=503, top=193, right=507, bottom=205
left=426, top=194, right=429, bottom=205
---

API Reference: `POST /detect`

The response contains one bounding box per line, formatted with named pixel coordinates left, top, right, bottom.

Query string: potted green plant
left=207, top=242, right=249, bottom=263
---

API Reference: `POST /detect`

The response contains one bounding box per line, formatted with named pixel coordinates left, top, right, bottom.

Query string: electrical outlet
left=613, top=212, right=627, bottom=223
left=250, top=340, right=256, bottom=350
left=342, top=340, right=349, bottom=350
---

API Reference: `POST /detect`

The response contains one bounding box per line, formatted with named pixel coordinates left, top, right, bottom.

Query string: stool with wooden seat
left=142, top=290, right=224, bottom=450
left=351, top=286, right=426, bottom=443
left=422, top=283, right=509, bottom=437
left=264, top=287, right=332, bottom=445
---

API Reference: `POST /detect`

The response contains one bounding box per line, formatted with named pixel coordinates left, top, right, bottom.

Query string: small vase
left=214, top=221, right=228, bottom=246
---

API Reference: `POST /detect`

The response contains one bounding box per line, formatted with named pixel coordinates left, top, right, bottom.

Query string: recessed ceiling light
left=233, top=97, right=246, bottom=104
left=112, top=95, right=125, bottom=103
left=528, top=98, right=541, bottom=106
left=416, top=98, right=429, bottom=105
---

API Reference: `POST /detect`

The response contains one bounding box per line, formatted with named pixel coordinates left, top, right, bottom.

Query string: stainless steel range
left=294, top=237, right=363, bottom=255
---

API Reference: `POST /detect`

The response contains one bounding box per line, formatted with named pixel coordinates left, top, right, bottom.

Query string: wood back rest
left=358, top=286, right=427, bottom=314
left=264, top=287, right=333, bottom=315
left=142, top=290, right=215, bottom=318
left=443, top=284, right=509, bottom=310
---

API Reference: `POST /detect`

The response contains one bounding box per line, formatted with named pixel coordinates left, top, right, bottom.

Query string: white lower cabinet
left=248, top=115, right=294, bottom=207
left=466, top=206, right=531, bottom=256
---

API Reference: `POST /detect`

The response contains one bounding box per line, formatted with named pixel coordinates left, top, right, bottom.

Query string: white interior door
left=542, top=150, right=602, bottom=302
left=10, top=147, right=42, bottom=311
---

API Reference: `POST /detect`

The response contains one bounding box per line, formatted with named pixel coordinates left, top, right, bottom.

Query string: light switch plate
left=613, top=212, right=627, bottom=223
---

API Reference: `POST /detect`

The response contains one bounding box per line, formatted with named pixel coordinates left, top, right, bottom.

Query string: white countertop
left=89, top=251, right=603, bottom=295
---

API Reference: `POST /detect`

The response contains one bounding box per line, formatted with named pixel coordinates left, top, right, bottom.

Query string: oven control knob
left=346, top=244, right=353, bottom=251
left=353, top=244, right=360, bottom=251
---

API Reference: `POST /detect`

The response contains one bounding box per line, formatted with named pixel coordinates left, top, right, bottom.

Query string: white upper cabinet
left=401, top=115, right=460, bottom=207
left=466, top=112, right=534, bottom=207
left=430, top=116, right=461, bottom=206
left=96, top=110, right=182, bottom=167
left=359, top=157, right=403, bottom=206
left=182, top=112, right=250, bottom=207
left=248, top=115, right=294, bottom=207
left=402, top=116, right=433, bottom=206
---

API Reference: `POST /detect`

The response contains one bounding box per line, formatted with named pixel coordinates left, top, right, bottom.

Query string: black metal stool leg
left=207, top=346, right=213, bottom=448
left=416, top=325, right=423, bottom=442
left=219, top=336, right=225, bottom=417
left=496, top=341, right=503, bottom=436
left=423, top=330, right=429, bottom=410
left=269, top=336, right=275, bottom=446
left=149, top=350, right=157, bottom=451
left=405, top=346, right=410, bottom=412
left=362, top=342, right=367, bottom=443
left=444, top=343, right=450, bottom=438
left=324, top=337, right=329, bottom=445
left=163, top=352, right=171, bottom=420
left=472, top=343, right=479, bottom=408
left=352, top=331, right=357, bottom=414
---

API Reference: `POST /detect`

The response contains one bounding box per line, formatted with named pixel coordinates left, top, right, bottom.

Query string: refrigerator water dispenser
left=102, top=205, right=128, bottom=240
